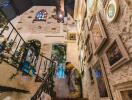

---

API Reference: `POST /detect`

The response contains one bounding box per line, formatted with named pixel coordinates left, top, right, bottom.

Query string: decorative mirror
left=105, top=0, right=119, bottom=22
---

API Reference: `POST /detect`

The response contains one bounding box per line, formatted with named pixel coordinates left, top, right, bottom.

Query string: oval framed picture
left=87, top=0, right=97, bottom=15
left=106, top=0, right=119, bottom=22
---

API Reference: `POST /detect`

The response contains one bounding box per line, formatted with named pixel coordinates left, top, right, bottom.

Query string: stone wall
left=78, top=0, right=132, bottom=100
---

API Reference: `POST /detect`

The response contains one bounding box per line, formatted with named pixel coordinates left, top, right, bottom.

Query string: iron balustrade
left=0, top=9, right=56, bottom=99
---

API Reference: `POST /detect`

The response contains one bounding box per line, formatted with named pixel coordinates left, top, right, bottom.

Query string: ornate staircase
left=0, top=9, right=56, bottom=100
left=0, top=9, right=88, bottom=100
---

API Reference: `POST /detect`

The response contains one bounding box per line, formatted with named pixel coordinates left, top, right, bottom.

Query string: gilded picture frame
left=105, top=35, right=130, bottom=71
left=90, top=13, right=107, bottom=54
left=92, top=59, right=112, bottom=99
left=125, top=0, right=132, bottom=9
left=114, top=81, right=132, bottom=100
left=67, top=33, right=76, bottom=41
left=85, top=34, right=93, bottom=62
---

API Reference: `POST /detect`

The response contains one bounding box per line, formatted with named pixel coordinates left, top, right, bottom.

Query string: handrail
left=0, top=9, right=56, bottom=99
left=0, top=9, right=26, bottom=43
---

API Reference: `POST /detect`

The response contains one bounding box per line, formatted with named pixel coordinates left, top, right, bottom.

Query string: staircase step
left=52, top=98, right=88, bottom=100
left=0, top=61, right=41, bottom=94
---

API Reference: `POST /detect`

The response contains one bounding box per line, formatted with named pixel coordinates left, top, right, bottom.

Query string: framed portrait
left=105, top=35, right=130, bottom=71
left=92, top=60, right=109, bottom=98
left=105, top=0, right=119, bottom=22
left=85, top=34, right=93, bottom=61
left=67, top=33, right=76, bottom=41
left=90, top=13, right=107, bottom=54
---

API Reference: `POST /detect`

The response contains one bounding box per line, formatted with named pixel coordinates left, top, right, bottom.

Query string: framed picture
left=88, top=66, right=94, bottom=84
left=87, top=0, right=98, bottom=16
left=125, top=0, right=132, bottom=9
left=90, top=13, right=107, bottom=54
left=85, top=34, right=93, bottom=61
left=67, top=33, right=76, bottom=41
left=114, top=81, right=132, bottom=100
left=87, top=15, right=96, bottom=30
left=105, top=35, right=130, bottom=71
left=105, top=0, right=119, bottom=22
left=92, top=60, right=109, bottom=98
left=102, top=0, right=108, bottom=8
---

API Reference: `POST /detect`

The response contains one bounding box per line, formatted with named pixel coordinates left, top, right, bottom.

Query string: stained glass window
left=34, top=9, right=47, bottom=21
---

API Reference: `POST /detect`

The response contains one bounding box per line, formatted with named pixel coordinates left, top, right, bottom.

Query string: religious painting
left=33, top=9, right=48, bottom=21
left=105, top=0, right=119, bottom=22
left=105, top=35, right=130, bottom=71
left=90, top=13, right=107, bottom=54
left=93, top=61, right=109, bottom=98
left=85, top=34, right=93, bottom=61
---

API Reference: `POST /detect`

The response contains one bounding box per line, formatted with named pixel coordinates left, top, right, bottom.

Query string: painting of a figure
left=94, top=65, right=108, bottom=97
left=106, top=41, right=123, bottom=66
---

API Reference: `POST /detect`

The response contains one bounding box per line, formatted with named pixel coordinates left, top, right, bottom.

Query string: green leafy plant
left=0, top=11, right=8, bottom=30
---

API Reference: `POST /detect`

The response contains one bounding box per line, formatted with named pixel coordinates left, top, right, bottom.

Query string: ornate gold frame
left=85, top=34, right=93, bottom=62
left=92, top=59, right=113, bottom=99
left=90, top=13, right=107, bottom=54
left=105, top=35, right=130, bottom=71
left=114, top=81, right=132, bottom=100
left=105, top=0, right=119, bottom=22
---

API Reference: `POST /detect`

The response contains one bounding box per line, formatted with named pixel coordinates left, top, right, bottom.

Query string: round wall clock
left=106, top=0, right=119, bottom=22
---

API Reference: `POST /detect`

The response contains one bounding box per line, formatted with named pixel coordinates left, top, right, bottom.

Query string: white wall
left=66, top=42, right=80, bottom=71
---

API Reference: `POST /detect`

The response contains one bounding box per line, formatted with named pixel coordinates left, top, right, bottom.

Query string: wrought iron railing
left=31, top=55, right=56, bottom=100
left=0, top=9, right=56, bottom=99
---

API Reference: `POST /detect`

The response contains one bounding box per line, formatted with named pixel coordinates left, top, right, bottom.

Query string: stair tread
left=52, top=98, right=87, bottom=100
